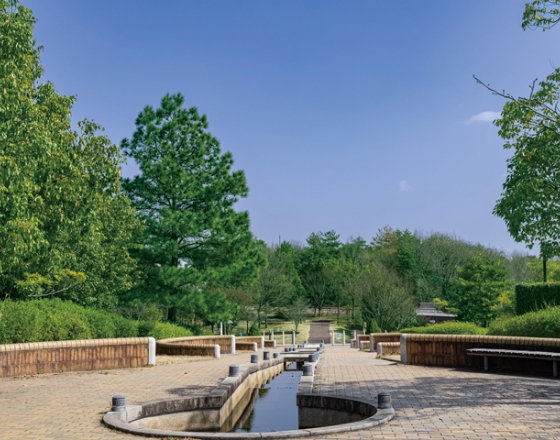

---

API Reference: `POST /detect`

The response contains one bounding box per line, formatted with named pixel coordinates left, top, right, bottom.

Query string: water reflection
left=229, top=364, right=301, bottom=433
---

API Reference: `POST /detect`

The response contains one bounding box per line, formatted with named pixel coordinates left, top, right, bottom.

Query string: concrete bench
left=467, top=348, right=560, bottom=377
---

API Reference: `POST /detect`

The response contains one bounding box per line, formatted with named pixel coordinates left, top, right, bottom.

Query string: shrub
left=366, top=319, right=381, bottom=334
left=400, top=321, right=487, bottom=335
left=487, top=306, right=560, bottom=338
left=515, top=283, right=560, bottom=315
left=149, top=322, right=193, bottom=340
left=137, top=320, right=157, bottom=337
left=0, top=298, right=139, bottom=344
left=248, top=324, right=261, bottom=336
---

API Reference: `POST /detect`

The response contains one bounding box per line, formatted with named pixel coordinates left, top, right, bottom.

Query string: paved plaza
left=1, top=343, right=560, bottom=439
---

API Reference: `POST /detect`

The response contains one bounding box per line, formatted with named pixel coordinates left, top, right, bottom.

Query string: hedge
left=515, top=283, right=560, bottom=315
left=0, top=299, right=138, bottom=344
left=487, top=306, right=560, bottom=338
left=400, top=321, right=487, bottom=335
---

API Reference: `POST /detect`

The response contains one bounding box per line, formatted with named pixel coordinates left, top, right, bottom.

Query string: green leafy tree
left=448, top=254, right=509, bottom=327
left=121, top=93, right=263, bottom=319
left=522, top=0, right=560, bottom=30
left=296, top=231, right=341, bottom=315
left=0, top=1, right=139, bottom=307
left=284, top=297, right=308, bottom=332
left=248, top=244, right=294, bottom=328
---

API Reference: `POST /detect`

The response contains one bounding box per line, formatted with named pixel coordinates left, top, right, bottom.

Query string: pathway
left=308, top=321, right=331, bottom=343
left=1, top=345, right=560, bottom=439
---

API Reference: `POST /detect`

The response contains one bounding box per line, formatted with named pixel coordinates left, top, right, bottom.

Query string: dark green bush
left=366, top=319, right=381, bottom=334
left=0, top=299, right=138, bottom=344
left=138, top=320, right=157, bottom=337
left=515, top=283, right=560, bottom=315
left=400, top=321, right=487, bottom=335
left=248, top=323, right=261, bottom=336
left=487, top=306, right=560, bottom=338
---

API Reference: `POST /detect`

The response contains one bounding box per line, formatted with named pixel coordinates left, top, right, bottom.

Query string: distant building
left=416, top=302, right=455, bottom=323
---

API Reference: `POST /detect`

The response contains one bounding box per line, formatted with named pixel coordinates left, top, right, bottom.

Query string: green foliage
left=448, top=254, right=509, bottom=327
left=121, top=93, right=263, bottom=322
left=147, top=322, right=193, bottom=340
left=0, top=1, right=140, bottom=307
left=359, top=265, right=417, bottom=332
left=400, top=321, right=487, bottom=335
left=522, top=0, right=560, bottom=30
left=366, top=319, right=381, bottom=334
left=283, top=297, right=308, bottom=332
left=248, top=323, right=261, bottom=336
left=515, top=282, right=560, bottom=315
left=488, top=306, right=560, bottom=337
left=0, top=299, right=138, bottom=344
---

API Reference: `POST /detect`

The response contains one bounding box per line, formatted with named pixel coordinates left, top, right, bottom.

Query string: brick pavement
left=1, top=345, right=560, bottom=439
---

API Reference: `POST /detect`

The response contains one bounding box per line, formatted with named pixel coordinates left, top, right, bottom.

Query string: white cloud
left=400, top=180, right=413, bottom=192
left=466, top=111, right=501, bottom=124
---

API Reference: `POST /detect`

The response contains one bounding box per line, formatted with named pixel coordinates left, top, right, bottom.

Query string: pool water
left=228, top=364, right=302, bottom=433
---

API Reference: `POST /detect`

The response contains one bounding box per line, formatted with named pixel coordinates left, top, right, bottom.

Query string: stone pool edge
left=103, top=350, right=394, bottom=438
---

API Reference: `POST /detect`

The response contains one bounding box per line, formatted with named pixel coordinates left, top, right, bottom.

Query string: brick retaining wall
left=0, top=338, right=151, bottom=378
left=401, top=334, right=560, bottom=375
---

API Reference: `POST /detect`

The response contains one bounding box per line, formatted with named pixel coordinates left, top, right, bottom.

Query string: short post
left=343, top=330, right=346, bottom=346
left=220, top=322, right=223, bottom=336
left=273, top=352, right=279, bottom=359
left=251, top=354, right=258, bottom=363
left=148, top=337, right=156, bottom=366
left=378, top=392, right=392, bottom=409
left=302, top=363, right=313, bottom=376
left=252, top=342, right=258, bottom=352
left=214, top=344, right=221, bottom=359
left=292, top=330, right=295, bottom=345
left=282, top=331, right=285, bottom=346
left=261, top=336, right=265, bottom=349
left=331, top=330, right=334, bottom=346
left=369, top=333, right=374, bottom=353
left=263, top=351, right=270, bottom=361
left=353, top=330, right=357, bottom=343
left=231, top=335, right=236, bottom=355
left=111, top=395, right=126, bottom=412
left=273, top=340, right=277, bottom=348
left=229, top=364, right=240, bottom=377
left=359, top=341, right=363, bottom=350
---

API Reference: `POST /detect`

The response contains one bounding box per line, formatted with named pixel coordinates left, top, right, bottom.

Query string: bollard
left=308, top=354, right=315, bottom=362
left=343, top=330, right=346, bottom=346
left=359, top=341, right=363, bottom=350
left=316, top=347, right=321, bottom=351
left=369, top=333, right=374, bottom=353
left=214, top=344, right=221, bottom=359
left=111, top=395, right=126, bottom=412
left=220, top=322, right=223, bottom=336
left=292, top=330, right=295, bottom=345
left=263, top=351, right=270, bottom=361
left=331, top=330, right=334, bottom=346
left=273, top=340, right=277, bottom=348
left=378, top=392, right=392, bottom=409
left=231, top=335, right=236, bottom=355
left=282, top=331, right=285, bottom=346
left=273, top=352, right=279, bottom=359
left=251, top=354, right=259, bottom=363
left=229, top=364, right=240, bottom=377
left=302, top=363, right=314, bottom=376
left=261, top=336, right=265, bottom=349
left=353, top=330, right=357, bottom=343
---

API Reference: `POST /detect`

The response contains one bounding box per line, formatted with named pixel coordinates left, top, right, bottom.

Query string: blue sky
left=24, top=1, right=560, bottom=253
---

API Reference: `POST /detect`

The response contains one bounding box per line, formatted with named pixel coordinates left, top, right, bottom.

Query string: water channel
left=228, top=364, right=301, bottom=433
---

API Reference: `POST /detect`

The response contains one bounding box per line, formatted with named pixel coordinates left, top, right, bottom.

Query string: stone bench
left=467, top=348, right=560, bottom=377
left=377, top=342, right=400, bottom=357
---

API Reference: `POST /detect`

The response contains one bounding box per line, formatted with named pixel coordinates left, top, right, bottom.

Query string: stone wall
left=0, top=338, right=152, bottom=378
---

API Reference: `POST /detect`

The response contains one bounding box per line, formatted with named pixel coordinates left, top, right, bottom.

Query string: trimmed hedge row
left=516, top=282, right=560, bottom=315
left=0, top=299, right=192, bottom=344
left=487, top=306, right=560, bottom=338
left=400, top=321, right=487, bottom=335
